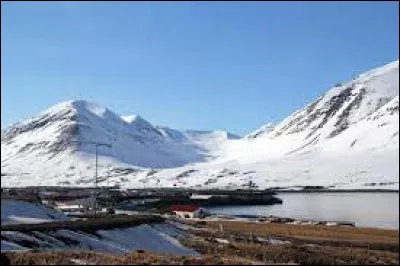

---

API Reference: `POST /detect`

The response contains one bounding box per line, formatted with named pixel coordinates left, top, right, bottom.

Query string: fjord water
left=208, top=192, right=399, bottom=229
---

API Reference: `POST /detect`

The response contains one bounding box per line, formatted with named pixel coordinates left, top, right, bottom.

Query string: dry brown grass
left=2, top=250, right=282, bottom=265
left=181, top=235, right=399, bottom=265
left=203, top=220, right=399, bottom=244
left=176, top=220, right=399, bottom=265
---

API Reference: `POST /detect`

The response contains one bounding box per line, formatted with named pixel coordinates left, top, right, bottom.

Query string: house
left=56, top=204, right=87, bottom=213
left=168, top=204, right=207, bottom=219
left=54, top=197, right=95, bottom=213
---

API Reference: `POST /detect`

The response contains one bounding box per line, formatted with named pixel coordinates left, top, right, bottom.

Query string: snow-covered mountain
left=1, top=100, right=237, bottom=186
left=1, top=60, right=399, bottom=189
left=250, top=60, right=398, bottom=143
left=210, top=60, right=399, bottom=189
left=233, top=60, right=399, bottom=157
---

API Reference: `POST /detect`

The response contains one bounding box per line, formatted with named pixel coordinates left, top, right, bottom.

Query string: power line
left=71, top=140, right=112, bottom=216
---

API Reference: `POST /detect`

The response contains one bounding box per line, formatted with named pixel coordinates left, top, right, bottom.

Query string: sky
left=1, top=1, right=399, bottom=136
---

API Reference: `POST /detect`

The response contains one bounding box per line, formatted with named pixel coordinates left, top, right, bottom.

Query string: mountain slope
left=1, top=60, right=399, bottom=189
left=143, top=60, right=399, bottom=190
left=1, top=100, right=237, bottom=186
left=247, top=60, right=398, bottom=147
left=246, top=123, right=275, bottom=139
left=1, top=100, right=200, bottom=168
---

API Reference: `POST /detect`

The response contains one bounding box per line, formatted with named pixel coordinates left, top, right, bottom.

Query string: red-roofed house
left=168, top=204, right=207, bottom=219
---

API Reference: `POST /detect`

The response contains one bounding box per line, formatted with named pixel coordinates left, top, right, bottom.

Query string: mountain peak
left=121, top=114, right=142, bottom=123
left=1, top=60, right=398, bottom=189
left=121, top=114, right=154, bottom=129
left=42, top=100, right=110, bottom=118
left=357, top=59, right=399, bottom=80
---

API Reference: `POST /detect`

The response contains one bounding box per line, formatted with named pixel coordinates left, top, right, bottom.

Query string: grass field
left=203, top=220, right=399, bottom=244
left=179, top=219, right=399, bottom=265
left=2, top=219, right=398, bottom=265
left=1, top=250, right=290, bottom=265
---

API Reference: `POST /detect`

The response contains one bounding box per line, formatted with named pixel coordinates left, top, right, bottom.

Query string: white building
left=169, top=205, right=207, bottom=219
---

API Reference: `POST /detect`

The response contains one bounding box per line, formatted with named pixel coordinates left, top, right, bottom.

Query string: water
left=207, top=192, right=399, bottom=229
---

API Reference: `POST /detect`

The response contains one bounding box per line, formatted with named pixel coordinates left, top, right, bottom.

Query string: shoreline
left=201, top=214, right=400, bottom=231
left=2, top=186, right=399, bottom=193
left=273, top=189, right=399, bottom=193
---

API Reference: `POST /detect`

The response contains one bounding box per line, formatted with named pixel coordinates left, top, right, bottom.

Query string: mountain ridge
left=1, top=60, right=399, bottom=189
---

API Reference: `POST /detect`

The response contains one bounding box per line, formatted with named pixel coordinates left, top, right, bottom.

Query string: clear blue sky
left=1, top=1, right=399, bottom=135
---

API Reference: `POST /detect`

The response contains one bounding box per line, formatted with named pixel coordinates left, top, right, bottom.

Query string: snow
left=0, top=200, right=197, bottom=255
left=57, top=205, right=85, bottom=210
left=2, top=98, right=239, bottom=181
left=96, top=224, right=198, bottom=256
left=190, top=194, right=213, bottom=200
left=1, top=225, right=198, bottom=256
left=1, top=60, right=399, bottom=190
left=121, top=115, right=140, bottom=124
left=1, top=200, right=69, bottom=225
left=1, top=241, right=27, bottom=252
left=246, top=123, right=275, bottom=139
left=55, top=229, right=130, bottom=253
left=30, top=231, right=69, bottom=248
left=1, top=206, right=197, bottom=256
left=215, top=238, right=230, bottom=244
left=152, top=222, right=190, bottom=238
left=1, top=231, right=49, bottom=248
left=70, top=259, right=90, bottom=265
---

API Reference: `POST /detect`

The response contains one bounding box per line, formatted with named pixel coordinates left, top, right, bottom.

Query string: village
left=1, top=188, right=398, bottom=265
left=1, top=186, right=356, bottom=227
left=1, top=181, right=397, bottom=265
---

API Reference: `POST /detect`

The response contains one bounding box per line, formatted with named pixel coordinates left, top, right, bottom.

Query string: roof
left=169, top=204, right=200, bottom=212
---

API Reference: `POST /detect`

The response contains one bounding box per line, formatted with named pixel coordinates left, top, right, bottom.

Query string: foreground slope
left=1, top=200, right=198, bottom=256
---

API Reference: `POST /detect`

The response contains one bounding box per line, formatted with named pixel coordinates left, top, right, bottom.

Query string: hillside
left=1, top=60, right=398, bottom=189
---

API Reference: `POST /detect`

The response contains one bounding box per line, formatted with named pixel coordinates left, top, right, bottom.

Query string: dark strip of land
left=274, top=189, right=399, bottom=193
left=1, top=214, right=164, bottom=232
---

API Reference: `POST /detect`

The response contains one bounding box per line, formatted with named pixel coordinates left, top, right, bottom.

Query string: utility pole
left=106, top=164, right=111, bottom=211
left=107, top=165, right=110, bottom=188
left=71, top=140, right=111, bottom=216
